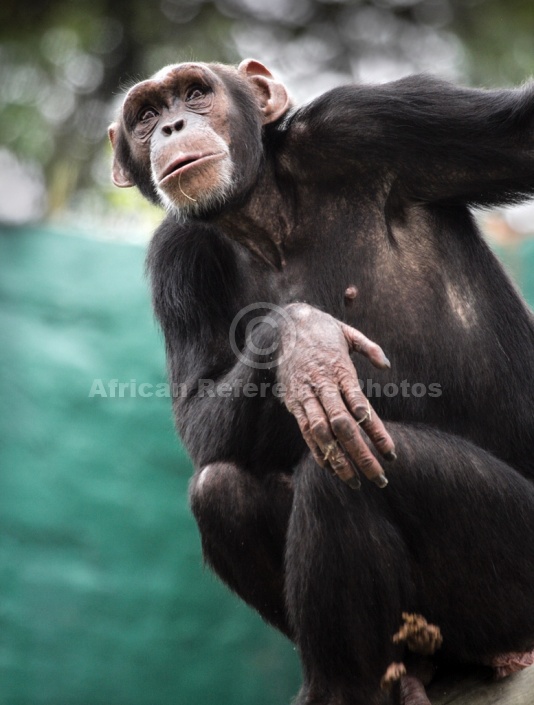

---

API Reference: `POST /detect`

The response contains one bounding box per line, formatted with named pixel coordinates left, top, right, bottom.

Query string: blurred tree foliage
left=1, top=0, right=534, bottom=218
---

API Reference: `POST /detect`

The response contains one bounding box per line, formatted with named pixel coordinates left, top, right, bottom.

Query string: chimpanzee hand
left=278, top=303, right=396, bottom=489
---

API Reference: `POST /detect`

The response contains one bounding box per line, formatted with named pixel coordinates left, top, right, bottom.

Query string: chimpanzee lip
left=159, top=152, right=225, bottom=184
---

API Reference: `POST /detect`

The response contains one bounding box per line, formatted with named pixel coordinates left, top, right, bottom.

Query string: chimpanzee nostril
left=162, top=119, right=185, bottom=136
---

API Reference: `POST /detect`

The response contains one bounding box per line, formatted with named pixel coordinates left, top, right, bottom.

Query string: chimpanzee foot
left=381, top=660, right=435, bottom=705
left=488, top=649, right=534, bottom=679
left=392, top=613, right=443, bottom=656
left=381, top=614, right=440, bottom=704
left=399, top=675, right=432, bottom=705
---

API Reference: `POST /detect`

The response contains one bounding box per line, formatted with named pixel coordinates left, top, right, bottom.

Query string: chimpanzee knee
left=190, top=462, right=294, bottom=637
left=189, top=462, right=247, bottom=523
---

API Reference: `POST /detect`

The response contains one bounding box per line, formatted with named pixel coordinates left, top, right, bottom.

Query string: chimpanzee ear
left=108, top=123, right=134, bottom=188
left=238, top=59, right=291, bottom=125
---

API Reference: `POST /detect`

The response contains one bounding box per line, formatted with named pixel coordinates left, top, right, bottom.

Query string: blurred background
left=2, top=1, right=534, bottom=704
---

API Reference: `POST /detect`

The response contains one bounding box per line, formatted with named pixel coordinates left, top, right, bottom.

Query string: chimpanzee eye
left=138, top=106, right=159, bottom=122
left=185, top=85, right=209, bottom=102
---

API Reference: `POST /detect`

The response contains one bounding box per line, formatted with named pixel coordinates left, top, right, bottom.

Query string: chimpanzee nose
left=162, top=119, right=185, bottom=136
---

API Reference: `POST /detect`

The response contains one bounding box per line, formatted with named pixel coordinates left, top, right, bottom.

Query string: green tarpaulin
left=0, top=226, right=300, bottom=705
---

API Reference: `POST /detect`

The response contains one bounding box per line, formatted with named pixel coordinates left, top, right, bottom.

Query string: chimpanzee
left=108, top=59, right=534, bottom=705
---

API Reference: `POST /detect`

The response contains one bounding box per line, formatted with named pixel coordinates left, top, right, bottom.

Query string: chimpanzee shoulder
left=146, top=217, right=244, bottom=339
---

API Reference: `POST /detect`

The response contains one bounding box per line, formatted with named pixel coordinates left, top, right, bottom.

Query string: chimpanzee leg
left=286, top=453, right=411, bottom=705
left=286, top=422, right=534, bottom=705
left=189, top=462, right=293, bottom=638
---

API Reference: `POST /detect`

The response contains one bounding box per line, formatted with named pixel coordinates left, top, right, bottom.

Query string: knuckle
left=317, top=381, right=337, bottom=398
left=373, top=433, right=391, bottom=449
left=335, top=466, right=353, bottom=482
left=289, top=403, right=302, bottom=418
left=345, top=386, right=365, bottom=402
left=332, top=362, right=350, bottom=377
left=298, top=390, right=316, bottom=404
left=310, top=419, right=329, bottom=438
left=330, top=453, right=349, bottom=471
left=345, top=328, right=360, bottom=347
left=285, top=396, right=299, bottom=413
left=340, top=373, right=359, bottom=390
left=358, top=454, right=379, bottom=474
left=331, top=414, right=354, bottom=439
left=299, top=418, right=311, bottom=434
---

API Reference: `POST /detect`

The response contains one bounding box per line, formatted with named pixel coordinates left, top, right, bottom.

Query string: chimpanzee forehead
left=151, top=62, right=216, bottom=82
left=124, top=63, right=225, bottom=105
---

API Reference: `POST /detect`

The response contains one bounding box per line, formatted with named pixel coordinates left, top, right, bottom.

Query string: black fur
left=143, top=73, right=534, bottom=705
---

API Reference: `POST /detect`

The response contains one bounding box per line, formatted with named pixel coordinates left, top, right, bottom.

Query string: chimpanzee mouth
left=159, top=152, right=225, bottom=185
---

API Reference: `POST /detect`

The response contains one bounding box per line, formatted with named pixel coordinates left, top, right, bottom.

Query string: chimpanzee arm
left=147, top=218, right=394, bottom=484
left=291, top=74, right=534, bottom=207
left=147, top=218, right=295, bottom=472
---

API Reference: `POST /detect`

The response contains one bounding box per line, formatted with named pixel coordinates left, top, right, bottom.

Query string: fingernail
left=385, top=451, right=397, bottom=462
left=383, top=356, right=391, bottom=369
left=373, top=473, right=388, bottom=488
left=347, top=476, right=361, bottom=490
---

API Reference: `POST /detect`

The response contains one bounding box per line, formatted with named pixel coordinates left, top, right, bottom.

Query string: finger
left=316, top=383, right=388, bottom=488
left=340, top=323, right=390, bottom=370
left=339, top=424, right=389, bottom=488
left=326, top=445, right=362, bottom=488
left=340, top=378, right=397, bottom=462
left=358, top=414, right=397, bottom=463
left=301, top=393, right=361, bottom=488
left=291, top=400, right=330, bottom=470
left=328, top=404, right=389, bottom=488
